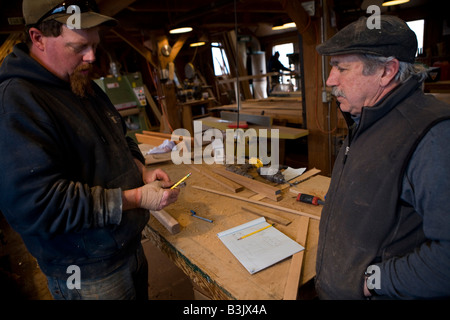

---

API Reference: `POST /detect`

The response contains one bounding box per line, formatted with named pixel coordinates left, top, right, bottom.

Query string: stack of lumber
left=210, top=97, right=303, bottom=125
left=135, top=130, right=193, bottom=148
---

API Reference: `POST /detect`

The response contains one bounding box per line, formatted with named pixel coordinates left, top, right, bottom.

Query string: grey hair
left=359, top=54, right=428, bottom=83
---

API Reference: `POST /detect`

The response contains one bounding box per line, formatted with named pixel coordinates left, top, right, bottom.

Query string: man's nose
left=326, top=68, right=338, bottom=87
left=83, top=48, right=96, bottom=63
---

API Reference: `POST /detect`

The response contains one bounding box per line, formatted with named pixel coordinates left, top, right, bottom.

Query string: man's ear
left=28, top=28, right=45, bottom=51
left=380, top=58, right=400, bottom=87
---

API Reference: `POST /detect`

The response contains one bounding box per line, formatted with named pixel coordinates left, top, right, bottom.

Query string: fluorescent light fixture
left=169, top=27, right=193, bottom=34
left=272, top=22, right=296, bottom=31
left=382, top=0, right=410, bottom=6
left=190, top=41, right=206, bottom=47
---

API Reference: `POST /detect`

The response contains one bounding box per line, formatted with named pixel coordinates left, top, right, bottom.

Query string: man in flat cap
left=0, top=0, right=180, bottom=299
left=315, top=15, right=450, bottom=299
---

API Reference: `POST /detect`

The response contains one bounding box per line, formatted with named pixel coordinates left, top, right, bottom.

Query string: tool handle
left=296, top=193, right=319, bottom=206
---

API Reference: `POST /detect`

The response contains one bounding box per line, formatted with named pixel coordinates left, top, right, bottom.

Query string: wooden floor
left=0, top=212, right=194, bottom=300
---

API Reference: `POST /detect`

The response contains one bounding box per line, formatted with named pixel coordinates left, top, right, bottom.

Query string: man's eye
left=70, top=44, right=86, bottom=53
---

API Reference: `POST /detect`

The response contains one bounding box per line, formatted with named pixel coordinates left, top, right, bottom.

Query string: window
left=272, top=43, right=296, bottom=90
left=211, top=42, right=230, bottom=76
left=406, top=19, right=424, bottom=56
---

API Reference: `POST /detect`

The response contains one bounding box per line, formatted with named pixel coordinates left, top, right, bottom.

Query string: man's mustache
left=331, top=87, right=346, bottom=98
left=74, top=64, right=93, bottom=74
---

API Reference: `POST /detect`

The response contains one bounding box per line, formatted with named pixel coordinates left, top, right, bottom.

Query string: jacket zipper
left=343, top=146, right=350, bottom=164
left=343, top=108, right=365, bottom=165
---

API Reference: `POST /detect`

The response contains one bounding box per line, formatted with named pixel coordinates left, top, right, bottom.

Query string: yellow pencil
left=170, top=172, right=192, bottom=189
left=237, top=224, right=274, bottom=240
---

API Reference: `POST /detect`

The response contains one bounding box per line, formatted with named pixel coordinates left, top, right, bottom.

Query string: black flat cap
left=317, top=15, right=417, bottom=63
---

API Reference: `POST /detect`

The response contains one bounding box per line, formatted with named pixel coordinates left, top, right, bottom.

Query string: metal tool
left=190, top=210, right=213, bottom=223
left=257, top=165, right=290, bottom=185
left=296, top=193, right=325, bottom=206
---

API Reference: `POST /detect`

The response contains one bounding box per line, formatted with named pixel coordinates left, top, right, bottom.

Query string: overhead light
left=282, top=22, right=296, bottom=29
left=190, top=41, right=206, bottom=47
left=382, top=0, right=410, bottom=6
left=169, top=27, right=193, bottom=34
left=272, top=22, right=296, bottom=31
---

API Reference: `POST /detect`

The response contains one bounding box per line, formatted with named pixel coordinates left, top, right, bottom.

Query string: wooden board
left=138, top=144, right=174, bottom=165
left=150, top=209, right=180, bottom=235
left=209, top=98, right=304, bottom=125
left=240, top=205, right=291, bottom=226
left=200, top=116, right=309, bottom=140
left=190, top=164, right=244, bottom=193
left=280, top=167, right=321, bottom=190
left=220, top=111, right=272, bottom=127
left=289, top=174, right=331, bottom=200
left=192, top=185, right=320, bottom=221
left=136, top=133, right=169, bottom=147
left=283, top=216, right=309, bottom=300
left=212, top=167, right=282, bottom=201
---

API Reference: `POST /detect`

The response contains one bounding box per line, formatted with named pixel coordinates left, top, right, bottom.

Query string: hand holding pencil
left=170, top=172, right=192, bottom=189
left=138, top=171, right=189, bottom=211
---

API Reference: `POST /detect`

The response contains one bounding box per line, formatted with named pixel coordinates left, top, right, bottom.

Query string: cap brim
left=316, top=44, right=385, bottom=58
left=52, top=12, right=117, bottom=29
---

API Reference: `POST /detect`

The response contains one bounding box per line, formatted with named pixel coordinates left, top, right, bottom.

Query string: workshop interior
left=0, top=0, right=448, bottom=301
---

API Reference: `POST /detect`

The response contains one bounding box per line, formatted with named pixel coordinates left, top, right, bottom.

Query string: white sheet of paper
left=282, top=167, right=307, bottom=182
left=217, top=217, right=304, bottom=274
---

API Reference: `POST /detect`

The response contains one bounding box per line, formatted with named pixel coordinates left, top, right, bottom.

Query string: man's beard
left=70, top=64, right=94, bottom=98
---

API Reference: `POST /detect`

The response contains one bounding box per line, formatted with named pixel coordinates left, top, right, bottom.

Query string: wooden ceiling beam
left=97, top=0, right=138, bottom=17
left=110, top=26, right=157, bottom=67
left=278, top=0, right=315, bottom=45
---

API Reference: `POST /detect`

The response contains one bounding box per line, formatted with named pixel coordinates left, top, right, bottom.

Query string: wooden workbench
left=197, top=116, right=308, bottom=165
left=210, top=97, right=304, bottom=125
left=199, top=116, right=308, bottom=140
left=142, top=161, right=329, bottom=300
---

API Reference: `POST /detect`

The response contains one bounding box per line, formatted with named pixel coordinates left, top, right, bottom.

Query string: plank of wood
left=241, top=206, right=291, bottom=226
left=144, top=152, right=173, bottom=165
left=142, top=130, right=194, bottom=147
left=143, top=85, right=162, bottom=121
left=220, top=111, right=272, bottom=127
left=192, top=185, right=320, bottom=221
left=111, top=27, right=156, bottom=67
left=135, top=133, right=168, bottom=146
left=212, top=167, right=282, bottom=201
left=280, top=167, right=321, bottom=190
left=150, top=209, right=180, bottom=235
left=283, top=216, right=310, bottom=300
left=191, top=165, right=244, bottom=193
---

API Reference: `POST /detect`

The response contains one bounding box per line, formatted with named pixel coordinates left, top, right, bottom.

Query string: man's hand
left=142, top=168, right=171, bottom=185
left=139, top=181, right=179, bottom=211
left=134, top=159, right=172, bottom=185
left=121, top=180, right=179, bottom=211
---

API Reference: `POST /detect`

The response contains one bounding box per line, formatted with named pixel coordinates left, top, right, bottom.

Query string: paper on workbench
left=282, top=167, right=306, bottom=182
left=217, top=217, right=304, bottom=274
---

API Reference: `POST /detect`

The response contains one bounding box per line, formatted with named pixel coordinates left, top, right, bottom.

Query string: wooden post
left=280, top=0, right=333, bottom=176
